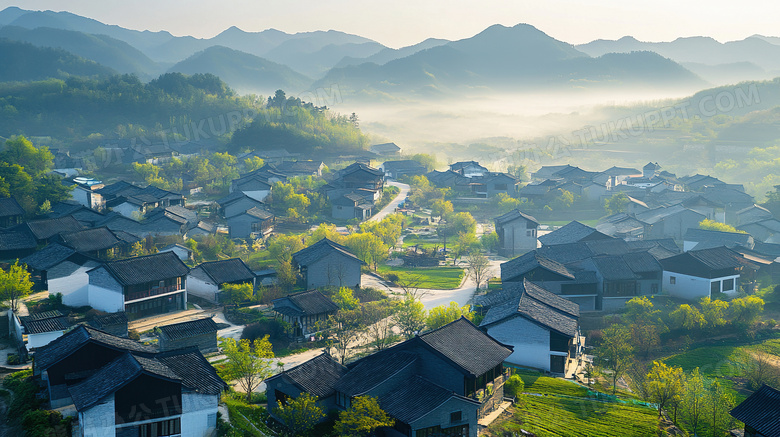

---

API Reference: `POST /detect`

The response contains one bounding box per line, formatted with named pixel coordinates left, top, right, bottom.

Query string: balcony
left=125, top=285, right=184, bottom=302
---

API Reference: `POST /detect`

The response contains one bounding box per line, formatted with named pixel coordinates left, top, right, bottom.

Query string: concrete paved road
left=369, top=180, right=410, bottom=222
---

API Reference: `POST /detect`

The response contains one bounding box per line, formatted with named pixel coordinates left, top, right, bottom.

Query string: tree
left=597, top=324, right=634, bottom=395
left=730, top=295, right=764, bottom=328
left=268, top=234, right=305, bottom=263
left=670, top=304, right=705, bottom=331
left=504, top=374, right=525, bottom=397
left=277, top=258, right=297, bottom=291
left=646, top=361, right=684, bottom=418
left=452, top=231, right=479, bottom=264
left=624, top=296, right=658, bottom=325
left=362, top=301, right=397, bottom=352
left=707, top=380, right=735, bottom=437
left=394, top=273, right=427, bottom=300
left=218, top=336, right=275, bottom=402
left=699, top=218, right=745, bottom=233
left=466, top=252, right=491, bottom=290
left=426, top=302, right=472, bottom=330
left=221, top=283, right=254, bottom=307
left=333, top=287, right=360, bottom=310
left=345, top=232, right=388, bottom=270
left=0, top=260, right=34, bottom=312
left=243, top=156, right=264, bottom=172
left=393, top=296, right=426, bottom=338
left=274, top=392, right=325, bottom=436
left=480, top=231, right=499, bottom=253
left=430, top=199, right=453, bottom=219
left=700, top=297, right=729, bottom=328
left=348, top=112, right=359, bottom=128
left=682, top=368, right=708, bottom=436
left=34, top=174, right=72, bottom=207
left=447, top=212, right=477, bottom=237
left=741, top=351, right=780, bottom=390
left=409, top=153, right=439, bottom=172
left=1, top=136, right=54, bottom=178
left=327, top=309, right=365, bottom=365
left=333, top=396, right=394, bottom=437
left=604, top=192, right=629, bottom=215
left=631, top=323, right=660, bottom=359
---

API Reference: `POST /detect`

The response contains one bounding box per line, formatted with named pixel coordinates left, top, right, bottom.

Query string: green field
left=516, top=371, right=589, bottom=397
left=377, top=265, right=464, bottom=289
left=491, top=395, right=660, bottom=437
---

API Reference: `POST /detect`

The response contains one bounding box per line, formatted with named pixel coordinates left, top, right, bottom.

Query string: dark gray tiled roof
left=272, top=290, right=339, bottom=317
left=687, top=247, right=746, bottom=270
left=266, top=353, right=347, bottom=398
left=683, top=228, right=753, bottom=249
left=22, top=316, right=71, bottom=335
left=335, top=351, right=417, bottom=396
left=20, top=243, right=77, bottom=270
left=34, top=325, right=155, bottom=371
left=242, top=207, right=274, bottom=220
left=379, top=375, right=477, bottom=424
left=481, top=280, right=579, bottom=337
left=590, top=256, right=639, bottom=281
left=68, top=352, right=181, bottom=410
left=155, top=347, right=227, bottom=395
left=537, top=242, right=596, bottom=264
left=729, top=384, right=780, bottom=436
left=500, top=251, right=575, bottom=282
left=538, top=221, right=610, bottom=246
left=157, top=318, right=218, bottom=340
left=0, top=229, right=37, bottom=251
left=21, top=216, right=84, bottom=240
left=621, top=251, right=663, bottom=273
left=58, top=227, right=122, bottom=252
left=494, top=209, right=539, bottom=227
left=292, top=238, right=363, bottom=266
left=418, top=317, right=513, bottom=377
left=0, top=197, right=24, bottom=217
left=98, top=251, right=189, bottom=286
left=195, top=258, right=255, bottom=285
left=583, top=239, right=630, bottom=256
left=88, top=312, right=128, bottom=330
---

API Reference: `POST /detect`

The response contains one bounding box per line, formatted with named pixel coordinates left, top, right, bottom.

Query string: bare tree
left=466, top=252, right=492, bottom=290
left=742, top=351, right=780, bottom=390
left=362, top=301, right=398, bottom=352
left=395, top=273, right=429, bottom=300
left=326, top=309, right=365, bottom=365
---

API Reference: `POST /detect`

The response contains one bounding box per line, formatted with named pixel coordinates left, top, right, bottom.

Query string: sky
left=1, top=0, right=779, bottom=48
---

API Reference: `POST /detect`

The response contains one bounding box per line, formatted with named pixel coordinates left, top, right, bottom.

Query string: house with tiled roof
left=21, top=243, right=101, bottom=307
left=14, top=215, right=84, bottom=244
left=494, top=209, right=539, bottom=257
left=736, top=204, right=773, bottom=226
left=11, top=309, right=72, bottom=350
left=0, top=196, right=25, bottom=228
left=33, top=324, right=225, bottom=435
left=275, top=160, right=325, bottom=177
left=159, top=243, right=194, bottom=262
left=636, top=205, right=707, bottom=241
left=331, top=192, right=374, bottom=220
left=292, top=238, right=364, bottom=289
left=225, top=206, right=274, bottom=238
left=480, top=280, right=581, bottom=374
left=267, top=318, right=511, bottom=437
left=187, top=258, right=255, bottom=303
left=217, top=191, right=265, bottom=219
left=740, top=219, right=780, bottom=244
left=101, top=183, right=184, bottom=218
left=87, top=252, right=189, bottom=318
left=272, top=290, right=339, bottom=340
left=156, top=317, right=219, bottom=353
left=0, top=228, right=38, bottom=259
left=88, top=312, right=128, bottom=337
left=683, top=228, right=754, bottom=252
left=660, top=247, right=747, bottom=300
left=53, top=226, right=138, bottom=259
left=730, top=384, right=780, bottom=437
left=370, top=142, right=402, bottom=156
left=229, top=172, right=274, bottom=201
left=580, top=251, right=663, bottom=311
left=449, top=161, right=488, bottom=178
left=380, top=160, right=427, bottom=179
left=538, top=221, right=612, bottom=246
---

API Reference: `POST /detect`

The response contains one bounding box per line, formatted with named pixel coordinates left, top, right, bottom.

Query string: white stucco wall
left=663, top=271, right=740, bottom=300
left=181, top=393, right=219, bottom=437
left=186, top=275, right=219, bottom=303
left=27, top=330, right=66, bottom=349
left=485, top=316, right=550, bottom=372
left=50, top=265, right=93, bottom=307
left=88, top=285, right=125, bottom=313
left=79, top=395, right=115, bottom=437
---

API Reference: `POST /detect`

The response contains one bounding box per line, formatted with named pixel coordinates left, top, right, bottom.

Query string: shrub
left=5, top=370, right=42, bottom=422
left=505, top=374, right=525, bottom=397
left=241, top=318, right=288, bottom=343
left=128, top=329, right=141, bottom=341
left=224, top=307, right=265, bottom=325
left=6, top=354, right=19, bottom=365
left=23, top=409, right=71, bottom=437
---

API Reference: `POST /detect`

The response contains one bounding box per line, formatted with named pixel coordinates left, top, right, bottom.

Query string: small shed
left=12, top=310, right=72, bottom=350
left=156, top=317, right=219, bottom=353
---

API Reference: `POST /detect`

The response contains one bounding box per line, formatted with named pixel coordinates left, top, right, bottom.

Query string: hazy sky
left=1, top=0, right=779, bottom=48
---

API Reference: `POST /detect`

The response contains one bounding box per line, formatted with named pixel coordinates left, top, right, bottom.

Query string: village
left=0, top=135, right=776, bottom=437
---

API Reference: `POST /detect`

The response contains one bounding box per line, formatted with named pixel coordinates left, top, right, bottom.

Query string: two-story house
left=87, top=252, right=189, bottom=318
left=494, top=209, right=539, bottom=257
left=292, top=238, right=365, bottom=289
left=187, top=258, right=256, bottom=303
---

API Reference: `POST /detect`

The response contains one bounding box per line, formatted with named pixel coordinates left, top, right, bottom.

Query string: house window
left=711, top=281, right=721, bottom=295
left=494, top=183, right=508, bottom=191
left=207, top=413, right=217, bottom=428
left=450, top=411, right=462, bottom=423
left=526, top=230, right=532, bottom=237
left=723, top=278, right=735, bottom=292
left=670, top=276, right=676, bottom=285
left=138, top=418, right=180, bottom=437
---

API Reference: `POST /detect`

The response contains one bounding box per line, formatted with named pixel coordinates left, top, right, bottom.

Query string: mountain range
left=1, top=6, right=780, bottom=97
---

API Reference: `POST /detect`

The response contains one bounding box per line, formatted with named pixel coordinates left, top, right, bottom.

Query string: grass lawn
left=516, top=371, right=589, bottom=397
left=488, top=396, right=661, bottom=437
left=376, top=265, right=464, bottom=289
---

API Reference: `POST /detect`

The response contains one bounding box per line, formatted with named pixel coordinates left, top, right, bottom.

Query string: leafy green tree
left=480, top=231, right=499, bottom=253
left=624, top=296, right=658, bottom=324
left=277, top=258, right=297, bottom=291
left=268, top=234, right=305, bottom=263
left=670, top=304, right=706, bottom=331
left=308, top=223, right=345, bottom=245
left=333, top=287, right=360, bottom=310
left=730, top=295, right=764, bottom=328
left=326, top=309, right=365, bottom=364
left=682, top=368, right=708, bottom=436
left=504, top=374, right=525, bottom=397
left=646, top=361, right=684, bottom=418
left=447, top=212, right=477, bottom=237
left=700, top=297, right=729, bottom=327
left=362, top=300, right=398, bottom=352
left=409, top=153, right=439, bottom=171
left=707, top=380, right=735, bottom=437
left=597, top=324, right=634, bottom=394
left=698, top=219, right=745, bottom=233
left=218, top=336, right=275, bottom=402
left=344, top=232, right=388, bottom=270
left=0, top=260, right=34, bottom=311
left=393, top=296, right=426, bottom=338
left=426, top=302, right=472, bottom=330
left=631, top=323, right=660, bottom=359
left=221, top=283, right=254, bottom=307
left=430, top=199, right=453, bottom=219
left=1, top=136, right=54, bottom=178
left=333, top=396, right=394, bottom=437
left=452, top=231, right=480, bottom=264
left=604, top=192, right=629, bottom=215
left=34, top=174, right=73, bottom=207
left=274, top=392, right=325, bottom=436
left=493, top=192, right=521, bottom=215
